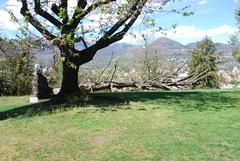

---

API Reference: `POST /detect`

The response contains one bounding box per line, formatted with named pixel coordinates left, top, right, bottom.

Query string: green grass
left=0, top=89, right=240, bottom=161
left=0, top=96, right=29, bottom=112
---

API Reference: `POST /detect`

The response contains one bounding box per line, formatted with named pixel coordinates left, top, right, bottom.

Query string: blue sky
left=0, top=0, right=239, bottom=44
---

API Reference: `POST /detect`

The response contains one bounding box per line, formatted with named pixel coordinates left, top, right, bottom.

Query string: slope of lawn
left=0, top=96, right=29, bottom=112
left=0, top=89, right=240, bottom=161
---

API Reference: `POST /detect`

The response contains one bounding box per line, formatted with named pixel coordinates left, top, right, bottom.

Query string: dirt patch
left=91, top=135, right=110, bottom=147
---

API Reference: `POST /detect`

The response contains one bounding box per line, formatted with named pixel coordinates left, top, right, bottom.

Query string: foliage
left=0, top=39, right=33, bottom=96
left=189, top=37, right=222, bottom=88
left=229, top=34, right=240, bottom=63
left=229, top=8, right=240, bottom=63
left=229, top=79, right=240, bottom=87
left=1, top=89, right=240, bottom=160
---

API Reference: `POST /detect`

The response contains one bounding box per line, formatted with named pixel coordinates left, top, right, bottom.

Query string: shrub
left=0, top=39, right=33, bottom=96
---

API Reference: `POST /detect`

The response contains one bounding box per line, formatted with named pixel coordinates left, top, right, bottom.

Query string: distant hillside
left=0, top=37, right=236, bottom=71
left=95, top=43, right=140, bottom=58
left=186, top=41, right=231, bottom=53
left=0, top=39, right=20, bottom=56
left=150, top=37, right=186, bottom=52
left=148, top=37, right=190, bottom=62
left=184, top=41, right=233, bottom=71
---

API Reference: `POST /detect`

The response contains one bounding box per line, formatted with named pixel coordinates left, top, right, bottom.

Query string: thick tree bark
left=58, top=45, right=96, bottom=95
left=59, top=59, right=80, bottom=95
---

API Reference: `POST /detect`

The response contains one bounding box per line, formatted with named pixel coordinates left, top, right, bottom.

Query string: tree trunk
left=59, top=59, right=80, bottom=95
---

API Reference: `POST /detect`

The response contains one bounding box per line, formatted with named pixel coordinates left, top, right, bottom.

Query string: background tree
left=134, top=35, right=176, bottom=81
left=0, top=37, right=33, bottom=96
left=17, top=0, right=191, bottom=95
left=189, top=37, right=221, bottom=88
left=229, top=8, right=240, bottom=63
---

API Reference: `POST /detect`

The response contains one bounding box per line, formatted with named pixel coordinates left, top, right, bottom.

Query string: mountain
left=0, top=39, right=8, bottom=56
left=186, top=41, right=231, bottom=53
left=148, top=37, right=190, bottom=62
left=96, top=43, right=140, bottom=58
left=74, top=41, right=142, bottom=67
left=0, top=37, right=235, bottom=71
left=150, top=37, right=232, bottom=54
left=216, top=43, right=232, bottom=54
left=150, top=37, right=186, bottom=53
left=0, top=39, right=22, bottom=56
left=185, top=42, right=197, bottom=49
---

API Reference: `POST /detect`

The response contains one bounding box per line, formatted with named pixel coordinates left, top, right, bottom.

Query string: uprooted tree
left=17, top=0, right=195, bottom=95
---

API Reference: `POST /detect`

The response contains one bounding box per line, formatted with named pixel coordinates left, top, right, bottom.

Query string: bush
left=0, top=46, right=33, bottom=96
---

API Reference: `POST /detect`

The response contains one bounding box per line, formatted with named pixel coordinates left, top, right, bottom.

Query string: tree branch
left=95, top=5, right=145, bottom=50
left=71, top=0, right=87, bottom=25
left=110, top=60, right=118, bottom=82
left=60, top=0, right=68, bottom=24
left=74, top=36, right=88, bottom=48
left=76, top=0, right=147, bottom=63
left=34, top=0, right=62, bottom=28
left=51, top=3, right=60, bottom=16
left=96, top=52, right=114, bottom=83
left=20, top=0, right=56, bottom=41
left=79, top=69, right=209, bottom=92
left=70, top=0, right=116, bottom=30
left=99, top=0, right=142, bottom=39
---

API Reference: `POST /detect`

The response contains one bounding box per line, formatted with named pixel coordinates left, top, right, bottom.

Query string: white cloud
left=167, top=25, right=236, bottom=38
left=234, top=0, right=240, bottom=3
left=198, top=0, right=208, bottom=6
left=0, top=9, right=20, bottom=30
left=5, top=0, right=22, bottom=18
left=119, top=25, right=237, bottom=45
left=0, top=0, right=23, bottom=31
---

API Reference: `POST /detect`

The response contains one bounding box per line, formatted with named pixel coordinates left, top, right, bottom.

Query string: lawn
left=0, top=96, right=29, bottom=112
left=0, top=89, right=240, bottom=161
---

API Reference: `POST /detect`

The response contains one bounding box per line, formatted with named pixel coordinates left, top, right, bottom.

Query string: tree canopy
left=13, top=0, right=192, bottom=95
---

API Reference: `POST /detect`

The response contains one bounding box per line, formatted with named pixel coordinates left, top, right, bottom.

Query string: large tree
left=18, top=0, right=189, bottom=95
left=17, top=0, right=192, bottom=94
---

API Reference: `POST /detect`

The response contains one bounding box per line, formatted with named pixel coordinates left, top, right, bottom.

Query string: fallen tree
left=78, top=61, right=209, bottom=92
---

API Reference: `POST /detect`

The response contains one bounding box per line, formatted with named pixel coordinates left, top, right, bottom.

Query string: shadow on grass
left=1, top=90, right=239, bottom=120
left=0, top=95, right=129, bottom=120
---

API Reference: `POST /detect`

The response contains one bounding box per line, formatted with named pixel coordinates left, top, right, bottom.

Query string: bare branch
left=78, top=64, right=209, bottom=93
left=34, top=0, right=62, bottom=28
left=79, top=0, right=147, bottom=60
left=110, top=60, right=118, bottom=82
left=74, top=37, right=88, bottom=48
left=96, top=0, right=145, bottom=46
left=157, top=59, right=189, bottom=83
left=70, top=0, right=116, bottom=30
left=20, top=0, right=56, bottom=41
left=51, top=3, right=60, bottom=15
left=96, top=52, right=114, bottom=83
